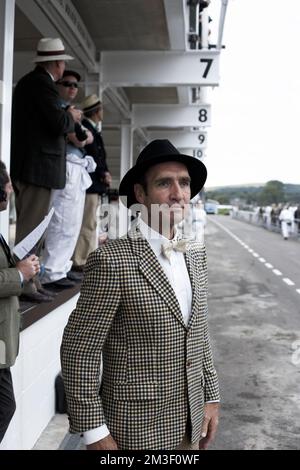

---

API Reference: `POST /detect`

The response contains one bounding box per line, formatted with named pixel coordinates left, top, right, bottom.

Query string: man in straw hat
left=10, top=38, right=82, bottom=302
left=61, top=139, right=220, bottom=450
left=72, top=94, right=111, bottom=271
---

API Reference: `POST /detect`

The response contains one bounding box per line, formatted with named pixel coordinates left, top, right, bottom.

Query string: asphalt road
left=205, top=215, right=300, bottom=450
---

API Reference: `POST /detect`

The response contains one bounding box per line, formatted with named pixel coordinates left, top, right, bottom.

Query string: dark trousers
left=13, top=181, right=51, bottom=244
left=13, top=181, right=51, bottom=294
left=0, top=368, right=16, bottom=443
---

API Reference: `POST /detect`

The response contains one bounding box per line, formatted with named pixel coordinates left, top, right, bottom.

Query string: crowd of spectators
left=234, top=203, right=300, bottom=240
left=0, top=36, right=115, bottom=443
left=9, top=37, right=112, bottom=302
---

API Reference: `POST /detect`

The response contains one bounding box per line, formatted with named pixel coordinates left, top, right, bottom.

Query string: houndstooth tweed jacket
left=61, top=225, right=220, bottom=450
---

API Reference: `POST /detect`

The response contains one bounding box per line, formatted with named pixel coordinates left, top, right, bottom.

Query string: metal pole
left=0, top=0, right=15, bottom=241
left=217, top=0, right=229, bottom=50
left=201, top=2, right=209, bottom=50
left=119, top=123, right=133, bottom=236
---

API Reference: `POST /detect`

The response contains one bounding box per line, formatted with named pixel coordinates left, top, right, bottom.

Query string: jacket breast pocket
left=113, top=382, right=160, bottom=401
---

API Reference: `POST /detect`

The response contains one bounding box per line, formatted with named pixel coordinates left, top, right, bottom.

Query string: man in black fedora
left=61, top=139, right=220, bottom=450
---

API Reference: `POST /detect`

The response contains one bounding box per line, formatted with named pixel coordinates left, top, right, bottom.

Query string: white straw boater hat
left=80, top=94, right=102, bottom=114
left=32, top=38, right=74, bottom=63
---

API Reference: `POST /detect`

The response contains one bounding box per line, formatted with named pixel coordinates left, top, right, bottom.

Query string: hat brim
left=82, top=103, right=101, bottom=114
left=32, top=54, right=74, bottom=63
left=119, top=154, right=207, bottom=209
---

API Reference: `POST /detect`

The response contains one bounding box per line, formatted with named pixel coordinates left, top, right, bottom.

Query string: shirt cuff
left=205, top=400, right=220, bottom=403
left=83, top=424, right=110, bottom=445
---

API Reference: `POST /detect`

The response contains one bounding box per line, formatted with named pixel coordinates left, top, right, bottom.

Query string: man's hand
left=86, top=434, right=118, bottom=450
left=104, top=172, right=112, bottom=187
left=199, top=402, right=219, bottom=450
left=68, top=106, right=82, bottom=123
left=16, top=255, right=40, bottom=281
left=85, top=130, right=94, bottom=145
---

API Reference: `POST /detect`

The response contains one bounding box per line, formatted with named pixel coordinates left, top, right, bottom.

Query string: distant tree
left=205, top=192, right=230, bottom=204
left=258, top=180, right=284, bottom=205
left=204, top=181, right=300, bottom=206
left=217, top=195, right=230, bottom=204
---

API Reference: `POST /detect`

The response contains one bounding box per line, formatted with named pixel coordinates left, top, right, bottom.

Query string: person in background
left=72, top=95, right=111, bottom=271
left=192, top=199, right=207, bottom=243
left=279, top=205, right=293, bottom=240
left=41, top=70, right=95, bottom=289
left=97, top=189, right=120, bottom=245
left=61, top=140, right=220, bottom=450
left=0, top=161, right=40, bottom=442
left=294, top=205, right=300, bottom=234
left=10, top=37, right=82, bottom=302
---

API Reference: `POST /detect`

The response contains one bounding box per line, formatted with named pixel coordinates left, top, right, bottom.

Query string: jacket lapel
left=184, top=249, right=197, bottom=328
left=0, top=233, right=15, bottom=266
left=184, top=242, right=207, bottom=329
left=128, top=226, right=186, bottom=329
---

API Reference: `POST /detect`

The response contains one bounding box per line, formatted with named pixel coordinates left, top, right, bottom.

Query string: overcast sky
left=204, top=0, right=300, bottom=188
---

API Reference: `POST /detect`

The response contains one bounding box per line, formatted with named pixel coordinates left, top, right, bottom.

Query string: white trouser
left=281, top=221, right=290, bottom=239
left=41, top=154, right=93, bottom=283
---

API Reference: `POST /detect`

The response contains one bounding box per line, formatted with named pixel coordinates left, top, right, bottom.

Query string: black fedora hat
left=119, top=139, right=207, bottom=208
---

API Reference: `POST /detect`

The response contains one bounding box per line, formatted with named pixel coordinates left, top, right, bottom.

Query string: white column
left=119, top=123, right=133, bottom=236
left=83, top=72, right=100, bottom=97
left=201, top=4, right=209, bottom=50
left=0, top=0, right=15, bottom=240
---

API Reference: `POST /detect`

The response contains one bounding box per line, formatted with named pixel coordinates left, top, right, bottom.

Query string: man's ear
left=134, top=183, right=145, bottom=204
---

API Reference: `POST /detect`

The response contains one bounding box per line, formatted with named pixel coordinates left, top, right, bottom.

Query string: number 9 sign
left=198, top=133, right=206, bottom=146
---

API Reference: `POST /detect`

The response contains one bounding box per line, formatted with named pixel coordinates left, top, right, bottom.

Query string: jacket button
left=186, top=360, right=192, bottom=368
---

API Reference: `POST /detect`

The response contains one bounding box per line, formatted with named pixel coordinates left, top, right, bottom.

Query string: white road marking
left=208, top=218, right=300, bottom=296
left=283, top=278, right=295, bottom=286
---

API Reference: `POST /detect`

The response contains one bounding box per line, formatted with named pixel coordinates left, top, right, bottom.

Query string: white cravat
left=161, top=238, right=189, bottom=261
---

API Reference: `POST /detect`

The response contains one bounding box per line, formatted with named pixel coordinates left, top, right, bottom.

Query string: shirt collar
left=138, top=217, right=179, bottom=259
left=46, top=71, right=55, bottom=81
left=86, top=118, right=101, bottom=132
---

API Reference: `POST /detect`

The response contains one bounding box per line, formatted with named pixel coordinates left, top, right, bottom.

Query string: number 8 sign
left=197, top=132, right=207, bottom=148
left=196, top=105, right=211, bottom=127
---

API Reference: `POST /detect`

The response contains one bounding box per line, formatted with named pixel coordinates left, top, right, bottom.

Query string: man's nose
left=170, top=182, right=183, bottom=200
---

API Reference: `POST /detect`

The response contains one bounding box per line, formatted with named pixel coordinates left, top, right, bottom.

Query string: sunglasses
left=59, top=81, right=79, bottom=89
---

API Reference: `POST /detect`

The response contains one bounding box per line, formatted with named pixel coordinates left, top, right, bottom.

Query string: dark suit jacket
left=0, top=235, right=22, bottom=369
left=10, top=66, right=75, bottom=189
left=61, top=226, right=220, bottom=450
left=82, top=118, right=109, bottom=195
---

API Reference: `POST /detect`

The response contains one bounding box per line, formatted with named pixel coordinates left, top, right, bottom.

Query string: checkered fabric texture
left=61, top=227, right=220, bottom=450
